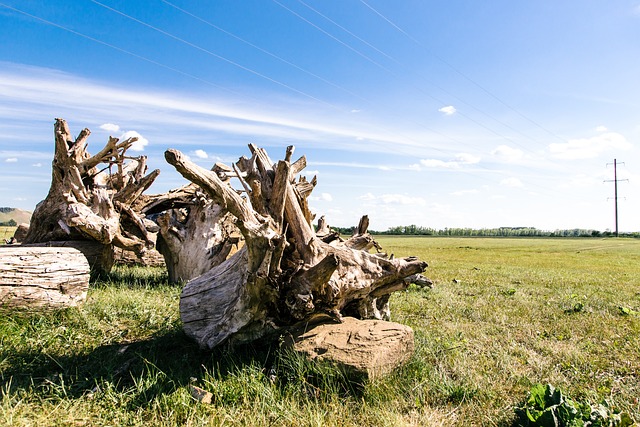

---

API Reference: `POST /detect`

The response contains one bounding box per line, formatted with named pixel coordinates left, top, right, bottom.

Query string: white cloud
left=32, top=163, right=42, bottom=167
left=549, top=132, right=632, bottom=160
left=360, top=192, right=426, bottom=206
left=0, top=63, right=448, bottom=157
left=419, top=152, right=479, bottom=169
left=310, top=192, right=333, bottom=202
left=438, top=105, right=456, bottom=116
left=120, top=130, right=149, bottom=152
left=595, top=125, right=608, bottom=132
left=100, top=123, right=120, bottom=132
left=5, top=158, right=17, bottom=163
left=492, top=145, right=524, bottom=162
left=451, top=189, right=479, bottom=196
left=350, top=109, right=361, bottom=113
left=455, top=153, right=480, bottom=164
left=421, top=159, right=459, bottom=169
left=500, top=177, right=524, bottom=188
left=194, top=149, right=208, bottom=159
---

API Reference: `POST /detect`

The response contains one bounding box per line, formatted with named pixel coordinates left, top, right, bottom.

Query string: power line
left=88, top=0, right=337, bottom=110
left=358, top=0, right=569, bottom=144
left=1, top=1, right=567, bottom=197
left=279, top=0, right=548, bottom=158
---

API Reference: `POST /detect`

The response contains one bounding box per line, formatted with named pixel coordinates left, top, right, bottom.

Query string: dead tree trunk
left=165, top=145, right=428, bottom=349
left=23, top=119, right=161, bottom=272
left=0, top=246, right=89, bottom=307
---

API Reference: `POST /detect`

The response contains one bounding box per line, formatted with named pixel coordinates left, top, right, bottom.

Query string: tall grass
left=1, top=238, right=638, bottom=426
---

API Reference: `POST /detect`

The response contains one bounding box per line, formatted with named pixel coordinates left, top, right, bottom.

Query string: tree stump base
left=0, top=246, right=90, bottom=308
left=289, top=317, right=415, bottom=380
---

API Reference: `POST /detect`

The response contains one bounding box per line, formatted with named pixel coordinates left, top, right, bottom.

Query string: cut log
left=21, top=241, right=114, bottom=274
left=0, top=246, right=89, bottom=307
left=165, top=145, right=429, bottom=349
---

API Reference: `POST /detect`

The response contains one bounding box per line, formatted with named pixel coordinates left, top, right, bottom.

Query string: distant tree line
left=0, top=219, right=17, bottom=227
left=332, top=224, right=640, bottom=238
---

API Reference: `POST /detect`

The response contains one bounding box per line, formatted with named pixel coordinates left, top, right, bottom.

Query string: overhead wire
left=358, top=0, right=569, bottom=144
left=295, top=0, right=556, bottom=150
left=270, top=0, right=568, bottom=195
left=88, top=0, right=337, bottom=110
left=0, top=0, right=482, bottom=166
left=0, top=1, right=562, bottom=194
left=90, top=0, right=499, bottom=164
left=96, top=0, right=566, bottom=194
left=292, top=0, right=546, bottom=157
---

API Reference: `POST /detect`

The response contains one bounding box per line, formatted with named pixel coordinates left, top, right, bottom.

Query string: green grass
left=0, top=226, right=16, bottom=242
left=1, top=238, right=639, bottom=426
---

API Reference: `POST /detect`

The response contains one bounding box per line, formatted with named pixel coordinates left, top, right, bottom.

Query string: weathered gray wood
left=0, top=246, right=89, bottom=307
left=23, top=119, right=161, bottom=272
left=156, top=201, right=240, bottom=283
left=21, top=240, right=114, bottom=274
left=165, top=145, right=429, bottom=349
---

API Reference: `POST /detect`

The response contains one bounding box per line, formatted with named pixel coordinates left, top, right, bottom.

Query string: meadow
left=0, top=226, right=16, bottom=242
left=1, top=236, right=638, bottom=426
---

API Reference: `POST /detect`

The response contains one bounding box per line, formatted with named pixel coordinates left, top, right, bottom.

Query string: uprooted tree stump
left=165, top=144, right=429, bottom=349
left=22, top=118, right=162, bottom=273
left=0, top=246, right=89, bottom=307
left=154, top=182, right=242, bottom=284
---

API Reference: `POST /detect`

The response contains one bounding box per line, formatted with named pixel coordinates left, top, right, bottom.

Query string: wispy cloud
left=0, top=63, right=450, bottom=156
left=500, top=177, right=524, bottom=188
left=310, top=192, right=333, bottom=202
left=5, top=158, right=18, bottom=163
left=492, top=145, right=524, bottom=163
left=549, top=132, right=631, bottom=160
left=451, top=189, right=479, bottom=196
left=194, top=149, right=208, bottom=159
left=359, top=192, right=427, bottom=206
left=438, top=105, right=456, bottom=116
left=418, top=152, right=480, bottom=169
left=100, top=123, right=120, bottom=132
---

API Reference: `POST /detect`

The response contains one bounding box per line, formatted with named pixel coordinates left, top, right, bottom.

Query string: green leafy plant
left=515, top=383, right=634, bottom=427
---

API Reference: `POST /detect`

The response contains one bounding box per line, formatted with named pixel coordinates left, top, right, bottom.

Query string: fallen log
left=21, top=240, right=114, bottom=274
left=0, top=246, right=90, bottom=308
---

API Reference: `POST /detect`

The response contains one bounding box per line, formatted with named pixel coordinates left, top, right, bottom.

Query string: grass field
left=1, top=237, right=638, bottom=426
left=0, top=226, right=16, bottom=242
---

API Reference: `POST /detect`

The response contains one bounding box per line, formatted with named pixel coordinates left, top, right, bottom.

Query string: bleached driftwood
left=0, top=246, right=89, bottom=307
left=22, top=119, right=162, bottom=272
left=165, top=144, right=428, bottom=349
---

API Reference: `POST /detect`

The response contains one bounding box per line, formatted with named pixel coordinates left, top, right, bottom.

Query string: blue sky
left=1, top=1, right=639, bottom=231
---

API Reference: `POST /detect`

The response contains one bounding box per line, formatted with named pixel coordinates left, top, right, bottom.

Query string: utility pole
left=604, top=159, right=628, bottom=236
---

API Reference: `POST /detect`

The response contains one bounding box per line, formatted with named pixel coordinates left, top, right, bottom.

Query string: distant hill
left=0, top=207, right=32, bottom=225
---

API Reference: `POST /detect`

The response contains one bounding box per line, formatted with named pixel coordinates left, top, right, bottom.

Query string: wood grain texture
left=0, top=246, right=89, bottom=307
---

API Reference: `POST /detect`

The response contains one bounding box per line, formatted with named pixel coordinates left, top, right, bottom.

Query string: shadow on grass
left=2, top=324, right=365, bottom=411
left=1, top=325, right=284, bottom=408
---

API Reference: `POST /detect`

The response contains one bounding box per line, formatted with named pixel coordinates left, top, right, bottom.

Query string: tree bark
left=0, top=246, right=89, bottom=307
left=165, top=145, right=428, bottom=349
